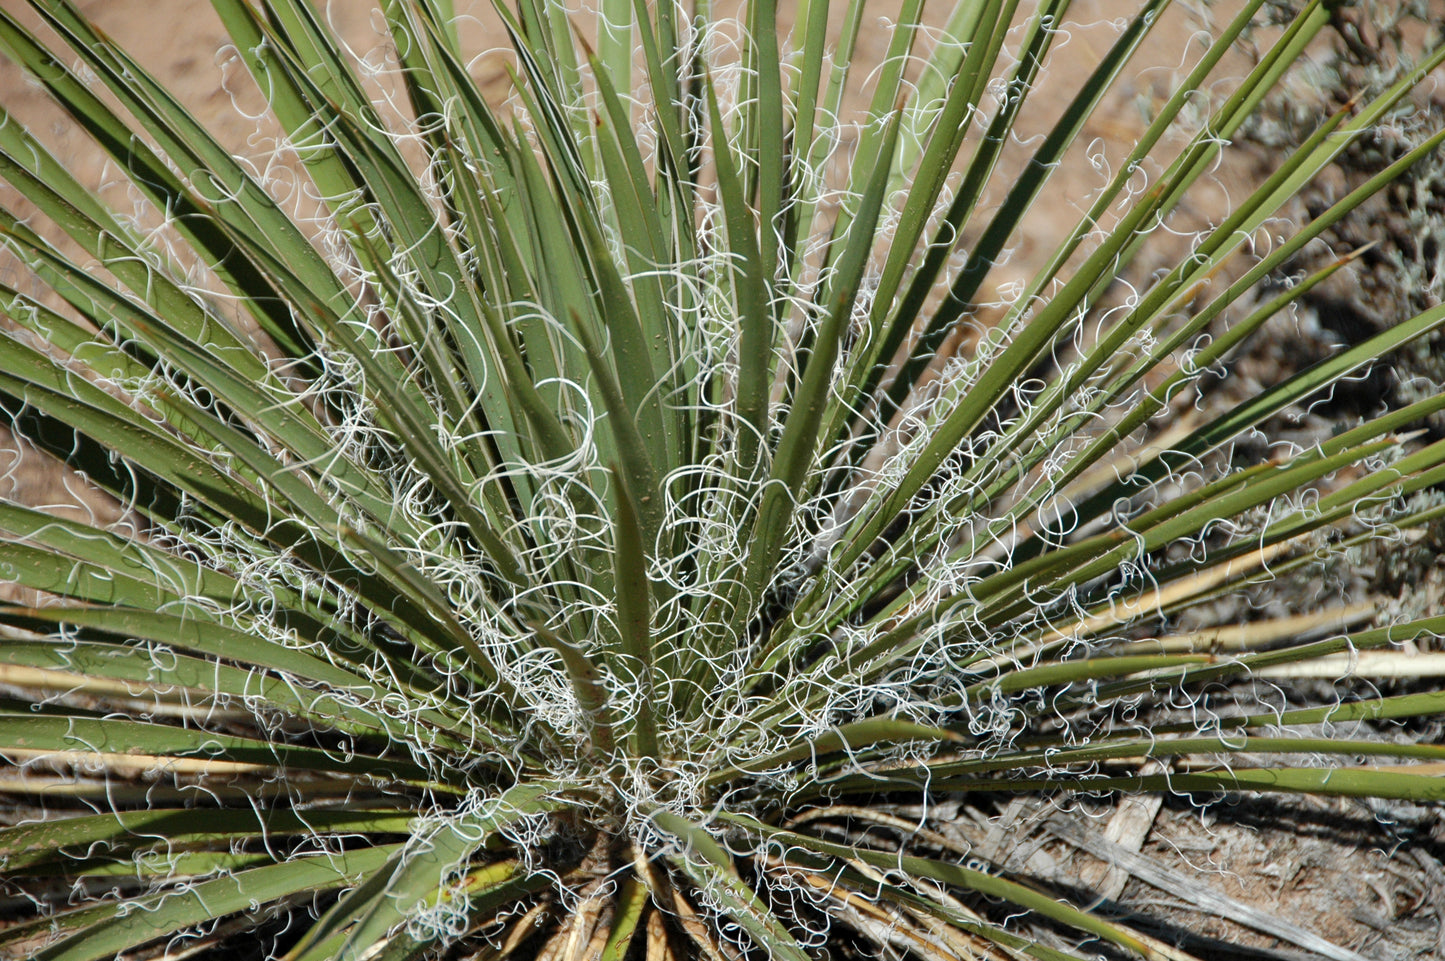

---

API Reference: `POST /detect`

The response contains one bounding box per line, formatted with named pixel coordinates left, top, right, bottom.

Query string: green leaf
left=30, top=845, right=401, bottom=961
left=703, top=71, right=771, bottom=478
left=0, top=808, right=412, bottom=874
left=733, top=818, right=1164, bottom=959
left=651, top=810, right=813, bottom=961
left=0, top=712, right=431, bottom=782
left=735, top=104, right=906, bottom=628
left=707, top=716, right=963, bottom=786
left=611, top=466, right=661, bottom=756
left=288, top=783, right=557, bottom=961
left=599, top=878, right=650, bottom=961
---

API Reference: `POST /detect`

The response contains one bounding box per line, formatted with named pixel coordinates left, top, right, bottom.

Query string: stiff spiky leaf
left=0, top=1, right=1442, bottom=959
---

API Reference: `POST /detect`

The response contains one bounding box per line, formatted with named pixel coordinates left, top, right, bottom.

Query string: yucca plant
left=0, top=0, right=1443, bottom=958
